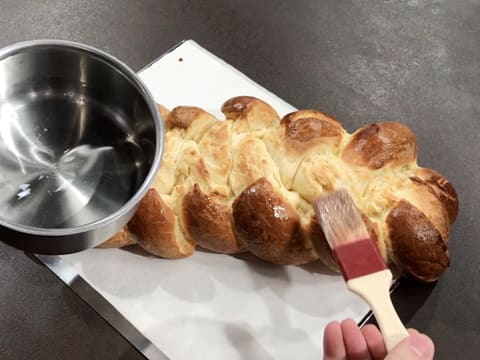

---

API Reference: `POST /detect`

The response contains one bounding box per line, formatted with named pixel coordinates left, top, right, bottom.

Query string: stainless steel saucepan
left=0, top=40, right=163, bottom=254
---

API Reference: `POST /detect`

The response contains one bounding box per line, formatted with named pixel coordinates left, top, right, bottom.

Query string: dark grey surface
left=0, top=0, right=479, bottom=359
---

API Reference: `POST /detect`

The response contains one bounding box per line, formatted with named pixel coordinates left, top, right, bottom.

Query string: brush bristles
left=313, top=189, right=370, bottom=249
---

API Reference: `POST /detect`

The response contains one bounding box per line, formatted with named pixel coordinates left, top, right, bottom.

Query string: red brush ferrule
left=333, top=239, right=387, bottom=281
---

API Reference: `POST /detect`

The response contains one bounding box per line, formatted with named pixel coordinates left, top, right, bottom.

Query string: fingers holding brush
left=360, top=324, right=387, bottom=360
left=324, top=319, right=383, bottom=360
left=341, top=319, right=377, bottom=360
left=323, top=321, right=346, bottom=360
left=323, top=320, right=434, bottom=360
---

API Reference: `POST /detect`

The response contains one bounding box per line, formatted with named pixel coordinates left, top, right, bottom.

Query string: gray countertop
left=1, top=1, right=479, bottom=359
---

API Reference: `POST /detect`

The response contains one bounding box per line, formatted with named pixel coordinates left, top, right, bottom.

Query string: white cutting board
left=57, top=40, right=370, bottom=360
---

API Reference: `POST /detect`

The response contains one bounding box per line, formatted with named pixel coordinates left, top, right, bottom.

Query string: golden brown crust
left=221, top=96, right=271, bottom=118
left=387, top=200, right=450, bottom=282
left=104, top=96, right=458, bottom=283
left=128, top=189, right=195, bottom=258
left=167, top=106, right=217, bottom=143
left=221, top=96, right=279, bottom=131
left=281, top=110, right=343, bottom=153
left=342, top=122, right=418, bottom=169
left=167, top=106, right=204, bottom=129
left=403, top=176, right=451, bottom=242
left=98, top=226, right=136, bottom=248
left=416, top=168, right=459, bottom=224
left=182, top=184, right=246, bottom=254
left=232, top=178, right=319, bottom=265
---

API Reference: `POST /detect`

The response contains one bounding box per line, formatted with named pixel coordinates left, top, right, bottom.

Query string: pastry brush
left=313, top=189, right=409, bottom=351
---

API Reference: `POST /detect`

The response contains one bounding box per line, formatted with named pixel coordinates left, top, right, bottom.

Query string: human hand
left=323, top=319, right=434, bottom=360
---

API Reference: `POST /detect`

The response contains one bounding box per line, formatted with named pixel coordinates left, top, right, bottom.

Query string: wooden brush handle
left=347, top=269, right=409, bottom=352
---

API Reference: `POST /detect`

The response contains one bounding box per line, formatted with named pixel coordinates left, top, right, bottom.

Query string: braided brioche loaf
left=100, top=96, right=458, bottom=282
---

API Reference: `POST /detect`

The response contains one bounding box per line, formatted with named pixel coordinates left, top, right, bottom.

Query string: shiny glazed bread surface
left=100, top=96, right=458, bottom=282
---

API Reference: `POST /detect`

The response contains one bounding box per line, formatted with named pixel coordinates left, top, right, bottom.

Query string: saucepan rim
left=0, top=39, right=164, bottom=236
